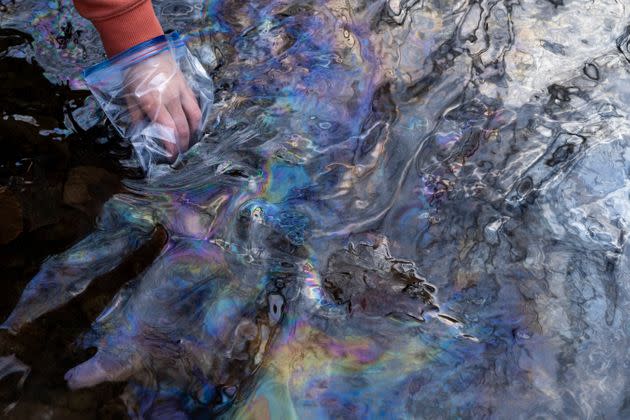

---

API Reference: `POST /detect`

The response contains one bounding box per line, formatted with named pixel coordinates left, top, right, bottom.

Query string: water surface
left=2, top=0, right=630, bottom=418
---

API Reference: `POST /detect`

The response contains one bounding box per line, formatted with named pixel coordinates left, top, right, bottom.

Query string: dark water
left=2, top=0, right=630, bottom=418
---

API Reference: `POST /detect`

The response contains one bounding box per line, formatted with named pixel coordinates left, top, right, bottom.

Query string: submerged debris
left=323, top=237, right=439, bottom=322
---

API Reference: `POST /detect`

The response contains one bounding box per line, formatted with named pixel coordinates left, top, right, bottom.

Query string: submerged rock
left=63, top=166, right=120, bottom=214
left=0, top=188, right=22, bottom=245
left=323, top=237, right=439, bottom=322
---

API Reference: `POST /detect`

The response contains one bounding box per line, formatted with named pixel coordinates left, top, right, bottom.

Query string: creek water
left=2, top=0, right=630, bottom=418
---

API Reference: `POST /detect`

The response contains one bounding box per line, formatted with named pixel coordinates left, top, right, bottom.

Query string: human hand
left=124, top=50, right=202, bottom=158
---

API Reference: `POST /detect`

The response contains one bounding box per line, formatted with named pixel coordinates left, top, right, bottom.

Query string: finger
left=180, top=89, right=202, bottom=137
left=135, top=90, right=163, bottom=122
left=166, top=101, right=190, bottom=152
left=125, top=96, right=145, bottom=127
left=65, top=349, right=139, bottom=390
left=136, top=92, right=178, bottom=158
left=150, top=106, right=178, bottom=159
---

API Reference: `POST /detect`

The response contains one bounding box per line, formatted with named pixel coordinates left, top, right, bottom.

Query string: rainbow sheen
left=4, top=0, right=630, bottom=418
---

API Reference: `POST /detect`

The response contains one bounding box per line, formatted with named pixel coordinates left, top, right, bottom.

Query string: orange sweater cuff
left=91, top=0, right=164, bottom=57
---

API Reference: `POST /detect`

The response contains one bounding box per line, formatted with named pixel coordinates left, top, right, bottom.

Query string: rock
left=63, top=166, right=119, bottom=214
left=65, top=389, right=97, bottom=412
left=0, top=188, right=23, bottom=245
left=323, top=238, right=439, bottom=321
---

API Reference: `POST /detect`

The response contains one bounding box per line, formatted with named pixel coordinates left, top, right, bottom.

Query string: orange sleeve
left=73, top=0, right=164, bottom=57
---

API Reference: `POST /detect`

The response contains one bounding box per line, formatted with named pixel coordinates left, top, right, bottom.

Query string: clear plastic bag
left=83, top=32, right=214, bottom=172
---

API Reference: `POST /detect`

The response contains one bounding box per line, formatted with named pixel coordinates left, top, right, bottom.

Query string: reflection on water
left=2, top=0, right=630, bottom=417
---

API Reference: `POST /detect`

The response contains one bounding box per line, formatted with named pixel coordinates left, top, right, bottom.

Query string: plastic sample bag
left=83, top=32, right=214, bottom=172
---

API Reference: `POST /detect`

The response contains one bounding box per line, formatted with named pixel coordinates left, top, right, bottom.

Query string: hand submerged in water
left=124, top=50, right=202, bottom=158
